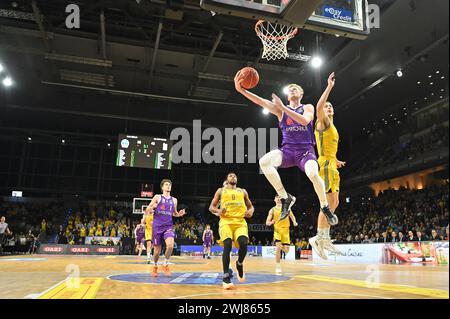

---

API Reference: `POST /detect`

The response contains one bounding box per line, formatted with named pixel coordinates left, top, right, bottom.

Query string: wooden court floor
left=0, top=254, right=448, bottom=299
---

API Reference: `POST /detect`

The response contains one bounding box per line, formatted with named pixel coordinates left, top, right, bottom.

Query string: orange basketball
left=239, top=67, right=259, bottom=89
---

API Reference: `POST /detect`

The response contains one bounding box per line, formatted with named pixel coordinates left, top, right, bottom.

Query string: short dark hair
left=160, top=179, right=172, bottom=190
left=226, top=172, right=237, bottom=179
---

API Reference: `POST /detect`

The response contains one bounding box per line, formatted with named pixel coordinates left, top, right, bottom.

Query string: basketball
left=239, top=67, right=259, bottom=89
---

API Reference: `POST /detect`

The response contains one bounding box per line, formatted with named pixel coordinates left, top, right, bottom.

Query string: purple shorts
left=204, top=241, right=212, bottom=248
left=152, top=226, right=175, bottom=246
left=279, top=144, right=317, bottom=172
left=136, top=235, right=145, bottom=245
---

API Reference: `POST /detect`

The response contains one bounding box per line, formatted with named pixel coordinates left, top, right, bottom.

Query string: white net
left=255, top=20, right=298, bottom=61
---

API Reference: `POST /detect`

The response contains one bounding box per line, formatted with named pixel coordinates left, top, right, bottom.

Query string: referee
left=0, top=216, right=12, bottom=255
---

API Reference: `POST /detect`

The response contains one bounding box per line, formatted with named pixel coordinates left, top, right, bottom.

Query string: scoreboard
left=116, top=134, right=172, bottom=170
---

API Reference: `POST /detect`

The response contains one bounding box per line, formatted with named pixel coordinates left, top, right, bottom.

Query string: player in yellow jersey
left=266, top=195, right=298, bottom=275
left=143, top=208, right=154, bottom=263
left=309, top=72, right=346, bottom=260
left=209, top=172, right=254, bottom=290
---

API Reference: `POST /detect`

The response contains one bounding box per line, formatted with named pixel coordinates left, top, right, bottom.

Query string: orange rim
left=255, top=20, right=298, bottom=41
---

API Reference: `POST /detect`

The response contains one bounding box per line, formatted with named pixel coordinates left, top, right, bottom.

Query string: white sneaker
left=320, top=239, right=342, bottom=255
left=275, top=265, right=282, bottom=276
left=309, top=236, right=328, bottom=260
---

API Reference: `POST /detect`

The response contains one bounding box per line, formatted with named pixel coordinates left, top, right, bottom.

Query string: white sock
left=259, top=150, right=288, bottom=199
left=305, top=160, right=328, bottom=207
left=317, top=228, right=330, bottom=240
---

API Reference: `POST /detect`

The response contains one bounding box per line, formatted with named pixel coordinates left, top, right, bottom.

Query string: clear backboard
left=201, top=0, right=370, bottom=39
left=132, top=197, right=153, bottom=215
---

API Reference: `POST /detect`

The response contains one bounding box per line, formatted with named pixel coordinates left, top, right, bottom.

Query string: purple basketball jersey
left=279, top=105, right=316, bottom=147
left=153, top=195, right=175, bottom=229
left=136, top=225, right=145, bottom=244
left=204, top=230, right=212, bottom=243
left=136, top=225, right=145, bottom=238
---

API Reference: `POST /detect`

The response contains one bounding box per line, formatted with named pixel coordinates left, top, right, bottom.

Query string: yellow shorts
left=218, top=220, right=248, bottom=248
left=145, top=228, right=153, bottom=242
left=274, top=228, right=290, bottom=245
left=318, top=157, right=340, bottom=193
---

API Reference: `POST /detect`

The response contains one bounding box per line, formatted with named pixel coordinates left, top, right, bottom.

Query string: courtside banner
left=262, top=246, right=296, bottom=260
left=312, top=243, right=385, bottom=263
left=180, top=245, right=262, bottom=256
left=38, top=244, right=119, bottom=255
left=39, top=244, right=67, bottom=254
left=384, top=241, right=449, bottom=264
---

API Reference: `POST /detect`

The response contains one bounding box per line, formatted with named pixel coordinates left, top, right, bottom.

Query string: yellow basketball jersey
left=273, top=206, right=290, bottom=229
left=145, top=214, right=153, bottom=230
left=315, top=121, right=339, bottom=159
left=220, top=187, right=247, bottom=223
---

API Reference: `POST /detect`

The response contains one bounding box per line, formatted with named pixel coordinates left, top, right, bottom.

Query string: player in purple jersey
left=145, top=179, right=186, bottom=277
left=234, top=72, right=338, bottom=225
left=202, top=224, right=214, bottom=259
left=134, top=221, right=146, bottom=257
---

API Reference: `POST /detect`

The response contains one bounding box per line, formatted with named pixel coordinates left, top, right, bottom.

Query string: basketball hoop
left=255, top=20, right=298, bottom=61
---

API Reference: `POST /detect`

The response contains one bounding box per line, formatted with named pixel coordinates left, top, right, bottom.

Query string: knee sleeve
left=237, top=236, right=248, bottom=249
left=259, top=150, right=282, bottom=169
left=305, top=160, right=319, bottom=180
left=223, top=238, right=232, bottom=253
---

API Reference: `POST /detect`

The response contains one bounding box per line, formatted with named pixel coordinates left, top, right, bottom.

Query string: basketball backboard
left=133, top=197, right=153, bottom=214
left=201, top=0, right=370, bottom=39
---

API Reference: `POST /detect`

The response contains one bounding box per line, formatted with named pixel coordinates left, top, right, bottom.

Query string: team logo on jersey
left=160, top=204, right=166, bottom=210
left=286, top=118, right=295, bottom=126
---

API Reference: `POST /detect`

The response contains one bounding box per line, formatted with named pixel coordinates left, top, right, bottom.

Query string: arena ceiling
left=0, top=0, right=448, bottom=146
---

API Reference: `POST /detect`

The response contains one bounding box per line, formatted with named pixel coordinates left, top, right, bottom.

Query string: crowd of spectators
left=164, top=184, right=449, bottom=247
left=331, top=184, right=449, bottom=244
left=0, top=201, right=133, bottom=253
left=355, top=124, right=448, bottom=174
left=58, top=205, right=131, bottom=246
left=1, top=182, right=448, bottom=255
left=0, top=201, right=63, bottom=252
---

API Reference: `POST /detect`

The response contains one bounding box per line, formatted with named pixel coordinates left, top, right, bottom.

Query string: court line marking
left=106, top=272, right=295, bottom=287
left=0, top=258, right=47, bottom=262
left=170, top=290, right=392, bottom=299
left=39, top=278, right=104, bottom=299
left=296, top=275, right=449, bottom=299
left=32, top=278, right=104, bottom=299
left=24, top=278, right=68, bottom=299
